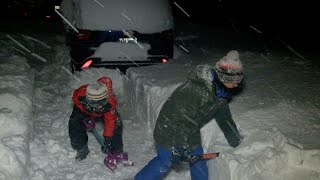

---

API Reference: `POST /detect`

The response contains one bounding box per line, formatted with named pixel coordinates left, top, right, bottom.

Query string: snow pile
left=202, top=112, right=320, bottom=180
left=211, top=99, right=320, bottom=180
left=0, top=54, right=35, bottom=179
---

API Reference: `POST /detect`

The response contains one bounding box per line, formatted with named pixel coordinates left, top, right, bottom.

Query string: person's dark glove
left=101, top=137, right=112, bottom=154
left=171, top=146, right=186, bottom=166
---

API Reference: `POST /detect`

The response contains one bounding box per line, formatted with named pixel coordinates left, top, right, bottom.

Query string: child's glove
left=101, top=137, right=112, bottom=154
left=171, top=146, right=185, bottom=166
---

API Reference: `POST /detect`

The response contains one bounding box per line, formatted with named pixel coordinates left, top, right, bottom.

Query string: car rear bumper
left=92, top=61, right=165, bottom=66
left=71, top=56, right=169, bottom=70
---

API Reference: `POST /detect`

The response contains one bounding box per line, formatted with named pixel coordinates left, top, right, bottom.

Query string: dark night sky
left=173, top=0, right=319, bottom=51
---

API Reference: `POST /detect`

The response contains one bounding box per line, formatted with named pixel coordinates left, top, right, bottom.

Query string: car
left=59, top=0, right=174, bottom=73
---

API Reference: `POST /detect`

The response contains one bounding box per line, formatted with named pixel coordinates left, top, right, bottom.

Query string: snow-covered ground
left=0, top=21, right=320, bottom=180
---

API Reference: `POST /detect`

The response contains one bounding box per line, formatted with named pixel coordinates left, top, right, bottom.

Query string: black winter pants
left=68, top=105, right=123, bottom=153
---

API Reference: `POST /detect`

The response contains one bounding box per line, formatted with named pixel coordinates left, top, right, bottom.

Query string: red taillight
left=162, top=59, right=168, bottom=63
left=45, top=15, right=52, bottom=19
left=81, top=59, right=93, bottom=69
left=77, top=30, right=91, bottom=40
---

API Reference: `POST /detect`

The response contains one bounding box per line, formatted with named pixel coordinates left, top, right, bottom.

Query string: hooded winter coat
left=153, top=65, right=242, bottom=151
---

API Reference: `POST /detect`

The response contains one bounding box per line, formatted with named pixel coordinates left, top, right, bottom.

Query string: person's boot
left=75, top=144, right=90, bottom=161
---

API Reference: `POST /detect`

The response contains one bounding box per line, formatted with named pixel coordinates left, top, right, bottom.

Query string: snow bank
left=202, top=117, right=320, bottom=180
left=208, top=100, right=320, bottom=180
left=0, top=55, right=35, bottom=179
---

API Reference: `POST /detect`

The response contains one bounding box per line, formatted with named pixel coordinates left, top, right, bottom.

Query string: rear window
left=60, top=0, right=173, bottom=33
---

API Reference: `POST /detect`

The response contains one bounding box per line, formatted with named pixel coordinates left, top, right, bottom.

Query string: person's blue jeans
left=134, top=145, right=208, bottom=180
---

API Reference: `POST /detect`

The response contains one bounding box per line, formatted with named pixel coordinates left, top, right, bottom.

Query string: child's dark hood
left=187, top=64, right=213, bottom=89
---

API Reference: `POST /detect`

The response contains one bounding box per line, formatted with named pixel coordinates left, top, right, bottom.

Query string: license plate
left=119, top=37, right=138, bottom=44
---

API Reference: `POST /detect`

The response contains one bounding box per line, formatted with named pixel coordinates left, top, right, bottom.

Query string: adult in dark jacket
left=69, top=77, right=133, bottom=170
left=135, top=50, right=244, bottom=180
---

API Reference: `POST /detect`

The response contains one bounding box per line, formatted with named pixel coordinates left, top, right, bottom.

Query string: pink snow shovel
left=103, top=151, right=134, bottom=172
left=83, top=118, right=134, bottom=172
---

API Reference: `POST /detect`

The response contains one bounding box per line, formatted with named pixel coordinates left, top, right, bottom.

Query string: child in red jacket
left=69, top=77, right=133, bottom=170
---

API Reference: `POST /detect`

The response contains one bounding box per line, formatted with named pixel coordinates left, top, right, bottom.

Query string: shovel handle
left=92, top=128, right=105, bottom=146
left=186, top=152, right=220, bottom=162
left=202, top=152, right=220, bottom=159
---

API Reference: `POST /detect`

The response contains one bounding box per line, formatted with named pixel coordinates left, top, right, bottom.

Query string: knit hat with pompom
left=215, top=50, right=244, bottom=83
